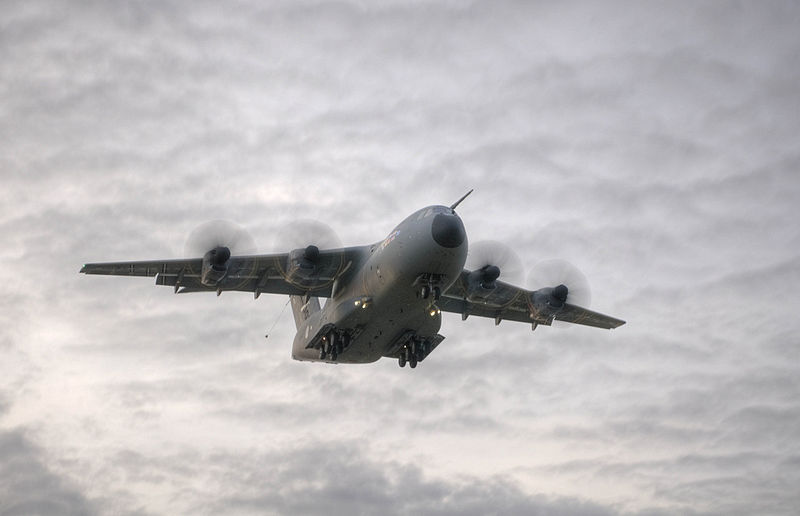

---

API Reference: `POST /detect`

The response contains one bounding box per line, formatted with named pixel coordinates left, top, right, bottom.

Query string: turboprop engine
left=530, top=284, right=569, bottom=311
left=464, top=240, right=523, bottom=302
left=285, top=245, right=322, bottom=283
left=185, top=220, right=256, bottom=289
left=201, top=246, right=231, bottom=286
left=465, top=264, right=501, bottom=301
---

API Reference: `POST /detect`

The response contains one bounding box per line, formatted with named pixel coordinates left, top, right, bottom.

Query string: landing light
left=429, top=307, right=441, bottom=317
left=355, top=296, right=372, bottom=309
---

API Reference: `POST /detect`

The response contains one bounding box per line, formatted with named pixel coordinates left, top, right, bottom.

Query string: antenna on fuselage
left=450, top=189, right=474, bottom=210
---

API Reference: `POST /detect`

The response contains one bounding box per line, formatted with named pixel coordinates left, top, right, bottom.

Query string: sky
left=2, top=0, right=799, bottom=514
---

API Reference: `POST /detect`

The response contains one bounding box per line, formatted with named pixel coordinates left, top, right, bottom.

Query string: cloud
left=117, top=440, right=617, bottom=516
left=0, top=429, right=98, bottom=516
left=1, top=0, right=800, bottom=515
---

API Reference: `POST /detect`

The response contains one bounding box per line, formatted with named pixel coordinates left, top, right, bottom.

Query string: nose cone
left=431, top=212, right=466, bottom=248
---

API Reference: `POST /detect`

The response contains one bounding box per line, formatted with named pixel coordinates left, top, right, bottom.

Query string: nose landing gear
left=420, top=285, right=430, bottom=300
left=416, top=274, right=444, bottom=301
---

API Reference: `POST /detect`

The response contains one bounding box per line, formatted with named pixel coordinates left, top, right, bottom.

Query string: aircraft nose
left=431, top=212, right=466, bottom=248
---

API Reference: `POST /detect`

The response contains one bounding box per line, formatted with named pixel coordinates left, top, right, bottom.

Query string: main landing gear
left=398, top=337, right=429, bottom=368
left=319, top=329, right=351, bottom=361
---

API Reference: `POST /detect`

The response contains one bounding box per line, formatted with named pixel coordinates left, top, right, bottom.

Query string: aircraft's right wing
left=438, top=269, right=625, bottom=329
left=81, top=245, right=372, bottom=298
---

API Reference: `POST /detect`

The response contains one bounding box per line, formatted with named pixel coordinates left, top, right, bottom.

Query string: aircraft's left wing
left=80, top=246, right=371, bottom=298
left=438, top=270, right=625, bottom=330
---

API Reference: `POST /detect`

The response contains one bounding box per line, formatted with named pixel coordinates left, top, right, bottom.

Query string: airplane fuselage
left=291, top=205, right=468, bottom=364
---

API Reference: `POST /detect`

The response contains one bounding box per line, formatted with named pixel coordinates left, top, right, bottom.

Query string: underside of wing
left=80, top=258, right=202, bottom=278
left=80, top=245, right=371, bottom=298
left=440, top=269, right=625, bottom=329
left=552, top=303, right=626, bottom=329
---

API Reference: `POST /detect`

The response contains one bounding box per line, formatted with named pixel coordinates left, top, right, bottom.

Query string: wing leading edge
left=439, top=269, right=625, bottom=330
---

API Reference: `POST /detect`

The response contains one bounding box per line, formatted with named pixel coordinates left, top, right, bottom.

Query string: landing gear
left=420, top=285, right=431, bottom=299
left=416, top=274, right=445, bottom=300
left=336, top=332, right=349, bottom=355
left=417, top=340, right=429, bottom=361
left=419, top=285, right=442, bottom=300
left=398, top=337, right=428, bottom=368
left=398, top=343, right=411, bottom=368
left=318, top=329, right=353, bottom=362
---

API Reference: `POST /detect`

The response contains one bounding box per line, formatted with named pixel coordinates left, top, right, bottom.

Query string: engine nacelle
left=201, top=246, right=230, bottom=286
left=530, top=284, right=569, bottom=313
left=464, top=265, right=501, bottom=301
left=284, top=245, right=321, bottom=284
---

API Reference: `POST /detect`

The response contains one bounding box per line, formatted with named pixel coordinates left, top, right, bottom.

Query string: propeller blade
left=273, top=219, right=342, bottom=251
left=528, top=259, right=591, bottom=307
left=184, top=220, right=257, bottom=257
left=466, top=240, right=524, bottom=285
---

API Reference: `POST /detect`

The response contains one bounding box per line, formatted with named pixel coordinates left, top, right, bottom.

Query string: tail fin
left=290, top=295, right=320, bottom=330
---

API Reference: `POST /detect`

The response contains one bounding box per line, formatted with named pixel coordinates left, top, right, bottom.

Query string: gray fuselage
left=291, top=205, right=468, bottom=364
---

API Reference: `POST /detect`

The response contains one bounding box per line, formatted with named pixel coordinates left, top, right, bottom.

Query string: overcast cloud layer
left=2, top=1, right=799, bottom=514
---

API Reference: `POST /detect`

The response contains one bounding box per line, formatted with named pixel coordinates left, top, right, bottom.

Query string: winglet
left=450, top=189, right=474, bottom=210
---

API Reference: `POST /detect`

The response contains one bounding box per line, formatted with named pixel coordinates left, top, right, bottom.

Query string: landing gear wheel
left=398, top=354, right=407, bottom=367
left=420, top=285, right=431, bottom=299
left=319, top=348, right=326, bottom=360
left=409, top=354, right=418, bottom=368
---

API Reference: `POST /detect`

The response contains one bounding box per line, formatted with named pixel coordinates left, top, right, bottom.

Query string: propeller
left=527, top=259, right=592, bottom=308
left=466, top=240, right=524, bottom=287
left=184, top=220, right=258, bottom=258
left=272, top=219, right=342, bottom=252
left=272, top=219, right=344, bottom=275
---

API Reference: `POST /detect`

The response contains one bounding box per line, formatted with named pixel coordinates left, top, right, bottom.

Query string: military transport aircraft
left=81, top=191, right=624, bottom=368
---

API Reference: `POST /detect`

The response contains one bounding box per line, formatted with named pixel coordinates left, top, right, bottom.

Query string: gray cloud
left=127, top=440, right=619, bottom=516
left=2, top=0, right=800, bottom=514
left=0, top=429, right=97, bottom=516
